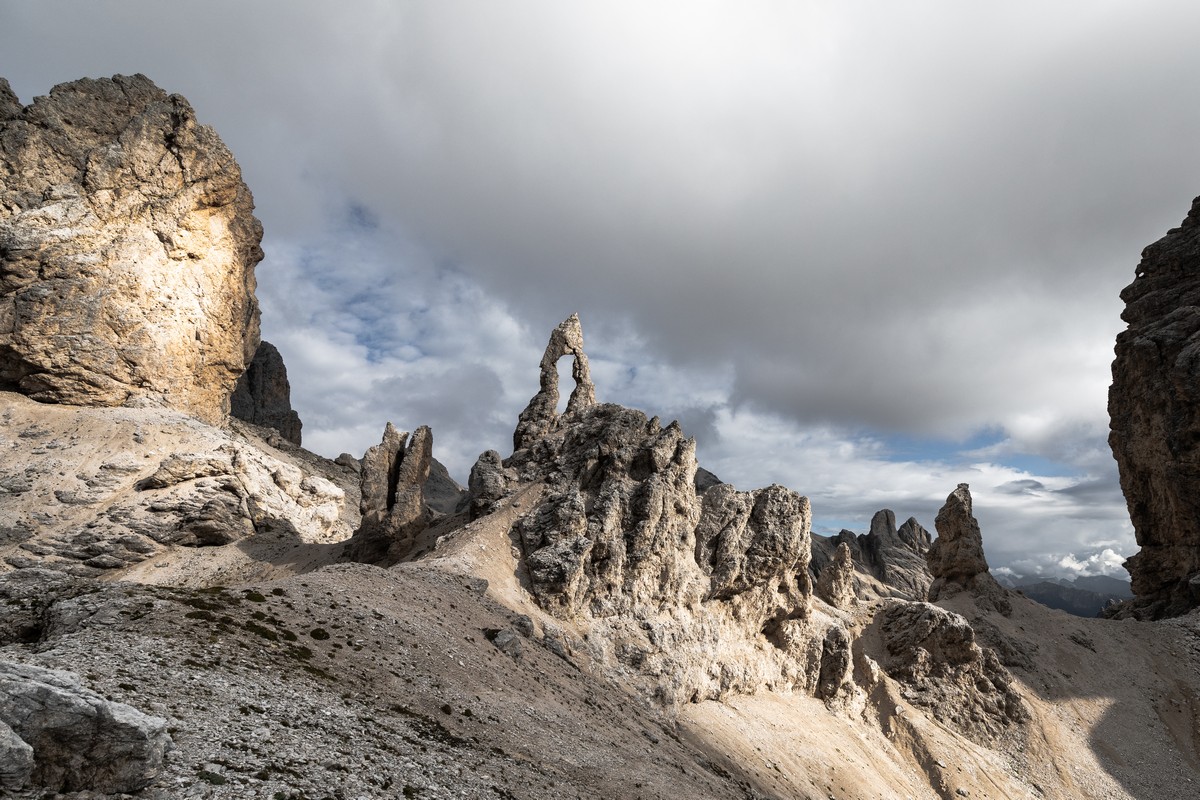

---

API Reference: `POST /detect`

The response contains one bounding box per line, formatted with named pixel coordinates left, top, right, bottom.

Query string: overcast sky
left=5, top=1, right=1199, bottom=578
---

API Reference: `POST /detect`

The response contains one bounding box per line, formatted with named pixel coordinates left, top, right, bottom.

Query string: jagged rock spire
left=926, top=483, right=1010, bottom=614
left=513, top=314, right=597, bottom=451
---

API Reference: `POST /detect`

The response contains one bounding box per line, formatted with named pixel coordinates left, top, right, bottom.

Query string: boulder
left=0, top=660, right=170, bottom=793
left=1109, top=195, right=1200, bottom=617
left=0, top=74, right=262, bottom=423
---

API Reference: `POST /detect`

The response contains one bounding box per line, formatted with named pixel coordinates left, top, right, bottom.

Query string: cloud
left=4, top=1, right=1186, bottom=576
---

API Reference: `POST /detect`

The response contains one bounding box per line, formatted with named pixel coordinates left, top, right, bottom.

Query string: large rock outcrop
left=1109, top=195, right=1200, bottom=618
left=472, top=316, right=818, bottom=703
left=0, top=74, right=262, bottom=424
left=873, top=602, right=1027, bottom=745
left=346, top=422, right=433, bottom=563
left=0, top=660, right=170, bottom=793
left=230, top=340, right=302, bottom=445
left=927, top=483, right=1010, bottom=614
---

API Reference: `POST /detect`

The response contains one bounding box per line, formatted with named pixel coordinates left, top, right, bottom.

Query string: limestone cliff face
left=0, top=74, right=262, bottom=424
left=231, top=341, right=302, bottom=445
left=1110, top=195, right=1200, bottom=617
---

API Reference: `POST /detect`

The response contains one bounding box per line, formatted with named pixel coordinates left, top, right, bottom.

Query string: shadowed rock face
left=1110, top=195, right=1200, bottom=618
left=230, top=341, right=302, bottom=445
left=348, top=422, right=432, bottom=563
left=0, top=74, right=262, bottom=424
left=0, top=660, right=170, bottom=793
left=810, top=510, right=932, bottom=602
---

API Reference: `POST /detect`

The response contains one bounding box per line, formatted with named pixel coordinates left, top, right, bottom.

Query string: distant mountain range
left=996, top=573, right=1133, bottom=617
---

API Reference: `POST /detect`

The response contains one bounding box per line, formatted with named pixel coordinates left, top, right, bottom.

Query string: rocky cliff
left=1110, top=195, right=1200, bottom=618
left=230, top=340, right=302, bottom=445
left=0, top=74, right=261, bottom=424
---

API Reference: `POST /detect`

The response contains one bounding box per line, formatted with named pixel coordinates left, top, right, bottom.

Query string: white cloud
left=5, top=0, right=1184, bottom=578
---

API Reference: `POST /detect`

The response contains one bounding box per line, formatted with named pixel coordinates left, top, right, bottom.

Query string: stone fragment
left=230, top=340, right=302, bottom=445
left=1109, top=194, right=1200, bottom=617
left=0, top=660, right=170, bottom=793
left=513, top=314, right=596, bottom=450
left=0, top=719, right=33, bottom=792
left=0, top=74, right=262, bottom=423
left=136, top=452, right=232, bottom=490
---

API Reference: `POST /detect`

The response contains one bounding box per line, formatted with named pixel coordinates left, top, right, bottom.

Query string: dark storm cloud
left=3, top=1, right=1192, bottom=575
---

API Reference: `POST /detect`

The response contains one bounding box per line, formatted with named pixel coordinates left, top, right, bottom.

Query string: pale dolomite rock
left=496, top=316, right=817, bottom=703
left=0, top=74, right=261, bottom=423
left=0, top=660, right=170, bottom=793
left=875, top=602, right=1027, bottom=745
left=513, top=313, right=596, bottom=450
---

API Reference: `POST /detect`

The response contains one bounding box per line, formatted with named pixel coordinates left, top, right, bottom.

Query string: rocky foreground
left=2, top=74, right=1200, bottom=800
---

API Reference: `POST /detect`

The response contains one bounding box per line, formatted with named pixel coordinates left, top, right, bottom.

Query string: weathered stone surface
left=498, top=317, right=816, bottom=703
left=0, top=718, right=33, bottom=791
left=695, top=481, right=812, bottom=623
left=0, top=398, right=353, bottom=576
left=466, top=449, right=509, bottom=520
left=1109, top=195, right=1200, bottom=618
left=230, top=340, right=302, bottom=445
left=0, top=74, right=262, bottom=424
left=513, top=314, right=596, bottom=451
left=348, top=422, right=432, bottom=563
left=927, top=484, right=1010, bottom=614
left=0, top=660, right=170, bottom=793
left=875, top=602, right=1027, bottom=744
left=816, top=541, right=856, bottom=609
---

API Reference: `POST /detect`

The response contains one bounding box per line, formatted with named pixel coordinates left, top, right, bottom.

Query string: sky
left=4, top=1, right=1199, bottom=578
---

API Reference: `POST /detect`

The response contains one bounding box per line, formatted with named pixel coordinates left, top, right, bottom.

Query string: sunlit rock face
left=1108, top=194, right=1200, bottom=618
left=0, top=74, right=262, bottom=424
